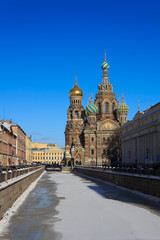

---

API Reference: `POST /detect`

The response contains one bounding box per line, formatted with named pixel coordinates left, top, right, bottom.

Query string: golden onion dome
left=69, top=78, right=83, bottom=97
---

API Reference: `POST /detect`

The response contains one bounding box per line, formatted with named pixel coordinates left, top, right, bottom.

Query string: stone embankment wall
left=74, top=167, right=160, bottom=198
left=0, top=166, right=44, bottom=220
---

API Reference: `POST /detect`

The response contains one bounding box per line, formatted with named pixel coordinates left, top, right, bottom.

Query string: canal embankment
left=0, top=166, right=45, bottom=220
left=74, top=167, right=160, bottom=198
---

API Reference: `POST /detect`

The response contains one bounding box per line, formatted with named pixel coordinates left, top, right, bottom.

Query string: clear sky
left=0, top=0, right=160, bottom=147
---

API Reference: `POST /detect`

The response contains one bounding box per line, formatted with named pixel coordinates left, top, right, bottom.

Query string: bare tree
left=106, top=131, right=122, bottom=167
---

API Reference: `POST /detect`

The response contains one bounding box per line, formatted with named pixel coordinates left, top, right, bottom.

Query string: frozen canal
left=0, top=171, right=160, bottom=240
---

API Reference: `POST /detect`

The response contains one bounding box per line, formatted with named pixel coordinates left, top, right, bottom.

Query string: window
left=146, top=148, right=149, bottom=159
left=75, top=111, right=78, bottom=119
left=91, top=149, right=94, bottom=155
left=128, top=151, right=131, bottom=159
left=103, top=137, right=105, bottom=143
left=105, top=102, right=109, bottom=113
left=91, top=137, right=94, bottom=142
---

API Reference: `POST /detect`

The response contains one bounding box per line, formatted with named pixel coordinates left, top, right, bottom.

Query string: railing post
left=4, top=171, right=7, bottom=182
left=9, top=170, right=12, bottom=180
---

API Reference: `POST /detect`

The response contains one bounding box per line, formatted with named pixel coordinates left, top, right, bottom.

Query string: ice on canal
left=0, top=171, right=160, bottom=240
left=52, top=172, right=160, bottom=240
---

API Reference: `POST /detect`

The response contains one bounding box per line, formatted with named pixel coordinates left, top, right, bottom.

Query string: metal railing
left=74, top=165, right=160, bottom=177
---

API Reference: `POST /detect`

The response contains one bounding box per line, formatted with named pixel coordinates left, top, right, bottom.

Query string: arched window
left=91, top=149, right=94, bottom=155
left=105, top=102, right=109, bottom=113
left=75, top=111, right=78, bottom=119
left=99, top=103, right=101, bottom=113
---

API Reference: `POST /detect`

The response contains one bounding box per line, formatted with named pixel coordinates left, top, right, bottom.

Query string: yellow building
left=32, top=142, right=57, bottom=149
left=26, top=136, right=32, bottom=165
left=32, top=143, right=64, bottom=164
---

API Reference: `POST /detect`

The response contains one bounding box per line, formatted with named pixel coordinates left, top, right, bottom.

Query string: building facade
left=0, top=122, right=17, bottom=166
left=0, top=120, right=29, bottom=166
left=65, top=53, right=129, bottom=166
left=26, top=136, right=32, bottom=165
left=12, top=124, right=26, bottom=165
left=32, top=143, right=65, bottom=164
left=122, top=102, right=160, bottom=167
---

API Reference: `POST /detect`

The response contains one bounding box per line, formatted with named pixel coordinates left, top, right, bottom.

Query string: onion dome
left=69, top=74, right=83, bottom=97
left=101, top=50, right=110, bottom=70
left=117, top=92, right=129, bottom=114
left=86, top=93, right=97, bottom=114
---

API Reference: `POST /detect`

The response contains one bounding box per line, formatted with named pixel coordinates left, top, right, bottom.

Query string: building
left=121, top=102, right=160, bottom=167
left=32, top=142, right=57, bottom=149
left=26, top=136, right=32, bottom=165
left=0, top=120, right=29, bottom=166
left=65, top=53, right=129, bottom=166
left=12, top=124, right=26, bottom=165
left=0, top=121, right=17, bottom=166
left=32, top=143, right=65, bottom=164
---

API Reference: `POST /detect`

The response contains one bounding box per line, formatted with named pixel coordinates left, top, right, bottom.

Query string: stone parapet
left=0, top=166, right=44, bottom=220
left=74, top=167, right=160, bottom=198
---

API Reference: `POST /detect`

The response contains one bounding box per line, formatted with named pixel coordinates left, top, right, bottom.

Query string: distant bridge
left=45, top=164, right=62, bottom=171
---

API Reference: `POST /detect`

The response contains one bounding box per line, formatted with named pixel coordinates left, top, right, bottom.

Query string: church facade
left=65, top=53, right=129, bottom=166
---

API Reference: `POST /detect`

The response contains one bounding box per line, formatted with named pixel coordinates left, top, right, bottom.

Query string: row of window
left=90, top=149, right=106, bottom=156
left=32, top=152, right=63, bottom=155
left=32, top=156, right=63, bottom=160
left=71, top=99, right=82, bottom=104
left=128, top=149, right=150, bottom=159
left=90, top=137, right=110, bottom=143
left=70, top=111, right=82, bottom=119
left=98, top=102, right=115, bottom=113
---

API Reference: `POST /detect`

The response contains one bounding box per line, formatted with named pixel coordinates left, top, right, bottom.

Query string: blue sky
left=0, top=0, right=160, bottom=147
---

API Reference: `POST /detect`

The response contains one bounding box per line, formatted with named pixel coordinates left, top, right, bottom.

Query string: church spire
left=122, top=91, right=124, bottom=102
left=104, top=50, right=106, bottom=62
left=118, top=95, right=120, bottom=105
left=75, top=72, right=77, bottom=86
left=138, top=101, right=140, bottom=112
left=91, top=91, right=93, bottom=102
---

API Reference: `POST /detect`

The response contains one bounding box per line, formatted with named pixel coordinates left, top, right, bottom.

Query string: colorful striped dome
left=101, top=61, right=110, bottom=70
left=86, top=101, right=97, bottom=114
left=117, top=102, right=129, bottom=114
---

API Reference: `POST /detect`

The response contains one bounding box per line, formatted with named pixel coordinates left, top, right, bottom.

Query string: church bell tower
left=65, top=74, right=85, bottom=148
